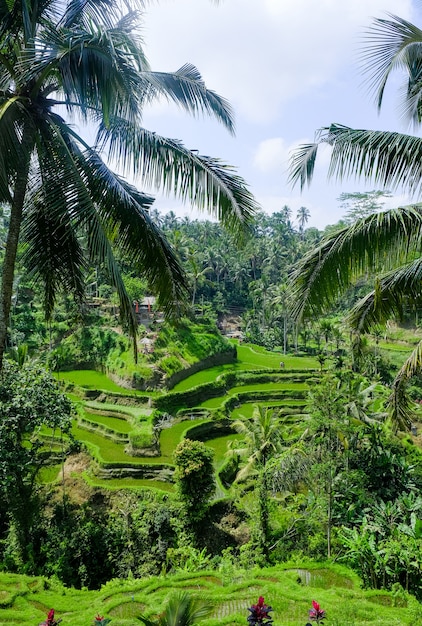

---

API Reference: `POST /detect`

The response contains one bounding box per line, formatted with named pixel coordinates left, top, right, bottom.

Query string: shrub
left=158, top=355, right=184, bottom=376
left=173, top=439, right=215, bottom=529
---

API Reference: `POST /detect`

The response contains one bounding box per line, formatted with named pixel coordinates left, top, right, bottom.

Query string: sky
left=139, top=0, right=419, bottom=229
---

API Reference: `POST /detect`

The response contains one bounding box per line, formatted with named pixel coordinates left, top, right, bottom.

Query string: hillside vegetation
left=1, top=563, right=421, bottom=626
left=4, top=210, right=422, bottom=603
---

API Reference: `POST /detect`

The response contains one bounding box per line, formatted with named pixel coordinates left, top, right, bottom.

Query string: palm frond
left=348, top=257, right=422, bottom=332
left=270, top=446, right=312, bottom=493
left=139, top=65, right=235, bottom=133
left=23, top=20, right=146, bottom=124
left=22, top=176, right=87, bottom=320
left=97, top=121, right=257, bottom=239
left=83, top=153, right=190, bottom=316
left=48, top=111, right=191, bottom=318
left=288, top=205, right=422, bottom=323
left=138, top=591, right=212, bottom=626
left=61, top=0, right=127, bottom=29
left=26, top=28, right=233, bottom=133
left=0, top=97, right=32, bottom=202
left=400, top=45, right=422, bottom=125
left=388, top=341, right=422, bottom=432
left=288, top=141, right=320, bottom=191
left=290, top=124, right=422, bottom=197
left=28, top=111, right=141, bottom=349
left=22, top=113, right=88, bottom=318
left=360, top=13, right=422, bottom=121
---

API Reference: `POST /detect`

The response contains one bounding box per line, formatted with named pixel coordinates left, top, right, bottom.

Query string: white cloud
left=139, top=0, right=421, bottom=228
left=253, top=138, right=288, bottom=173
left=143, top=0, right=414, bottom=124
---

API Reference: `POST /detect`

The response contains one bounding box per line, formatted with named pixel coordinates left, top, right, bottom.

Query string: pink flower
left=247, top=596, right=273, bottom=625
left=39, top=609, right=61, bottom=626
left=308, top=600, right=326, bottom=624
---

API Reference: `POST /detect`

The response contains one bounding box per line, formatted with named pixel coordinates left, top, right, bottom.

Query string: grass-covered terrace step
left=77, top=416, right=130, bottom=444
left=96, top=463, right=174, bottom=481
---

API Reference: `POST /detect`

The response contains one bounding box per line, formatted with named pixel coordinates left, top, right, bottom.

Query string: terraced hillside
left=49, top=344, right=319, bottom=492
left=0, top=562, right=417, bottom=626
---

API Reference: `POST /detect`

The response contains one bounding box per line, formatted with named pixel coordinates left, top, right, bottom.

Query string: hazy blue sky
left=139, top=0, right=418, bottom=228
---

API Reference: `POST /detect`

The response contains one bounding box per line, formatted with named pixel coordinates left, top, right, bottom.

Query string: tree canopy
left=0, top=0, right=258, bottom=366
left=288, top=11, right=422, bottom=425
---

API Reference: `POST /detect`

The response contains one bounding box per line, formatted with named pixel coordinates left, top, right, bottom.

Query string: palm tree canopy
left=229, top=405, right=284, bottom=481
left=287, top=12, right=422, bottom=333
left=287, top=11, right=422, bottom=429
left=288, top=205, right=422, bottom=329
left=289, top=124, right=422, bottom=198
left=0, top=0, right=258, bottom=360
left=360, top=13, right=422, bottom=125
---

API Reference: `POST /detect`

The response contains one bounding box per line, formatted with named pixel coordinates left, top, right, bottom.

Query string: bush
left=173, top=439, right=215, bottom=529
left=158, top=355, right=184, bottom=376
left=129, top=421, right=155, bottom=450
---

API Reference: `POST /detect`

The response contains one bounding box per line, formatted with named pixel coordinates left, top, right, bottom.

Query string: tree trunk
left=259, top=465, right=270, bottom=559
left=0, top=130, right=33, bottom=369
left=327, top=463, right=332, bottom=558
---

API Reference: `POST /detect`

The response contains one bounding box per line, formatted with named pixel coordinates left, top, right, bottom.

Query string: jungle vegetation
left=3, top=3, right=422, bottom=615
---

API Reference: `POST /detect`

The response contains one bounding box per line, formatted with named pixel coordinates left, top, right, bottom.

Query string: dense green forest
left=3, top=202, right=422, bottom=611
left=4, top=0, right=422, bottom=624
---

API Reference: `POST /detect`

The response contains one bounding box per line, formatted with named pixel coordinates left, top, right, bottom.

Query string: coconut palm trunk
left=0, top=129, right=34, bottom=367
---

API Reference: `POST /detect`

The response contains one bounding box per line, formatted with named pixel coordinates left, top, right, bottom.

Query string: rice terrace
left=4, top=342, right=422, bottom=626
left=51, top=343, right=318, bottom=493
left=4, top=0, right=422, bottom=624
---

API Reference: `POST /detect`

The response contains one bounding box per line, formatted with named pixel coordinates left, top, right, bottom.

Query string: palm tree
left=288, top=12, right=422, bottom=428
left=186, top=248, right=212, bottom=307
left=296, top=205, right=310, bottom=237
left=138, top=591, right=211, bottom=626
left=270, top=283, right=289, bottom=353
left=0, top=0, right=257, bottom=369
left=228, top=405, right=284, bottom=556
left=280, top=205, right=292, bottom=224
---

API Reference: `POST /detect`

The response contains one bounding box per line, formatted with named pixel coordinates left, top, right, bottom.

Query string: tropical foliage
left=138, top=591, right=211, bottom=626
left=289, top=11, right=422, bottom=425
left=0, top=0, right=257, bottom=368
left=0, top=361, right=73, bottom=567
left=173, top=438, right=215, bottom=531
left=3, top=6, right=422, bottom=607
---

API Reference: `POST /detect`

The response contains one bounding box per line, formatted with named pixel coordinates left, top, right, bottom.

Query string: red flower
left=247, top=596, right=273, bottom=625
left=39, top=608, right=61, bottom=626
left=93, top=615, right=111, bottom=626
left=308, top=600, right=326, bottom=624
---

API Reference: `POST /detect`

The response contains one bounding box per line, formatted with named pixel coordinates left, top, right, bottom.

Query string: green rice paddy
left=52, top=343, right=318, bottom=491
left=83, top=473, right=175, bottom=493
left=172, top=362, right=262, bottom=392
left=230, top=381, right=307, bottom=393
left=236, top=344, right=319, bottom=369
left=82, top=412, right=134, bottom=433
left=84, top=401, right=153, bottom=418
left=230, top=400, right=306, bottom=420
left=158, top=419, right=210, bottom=459
left=57, top=369, right=156, bottom=396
